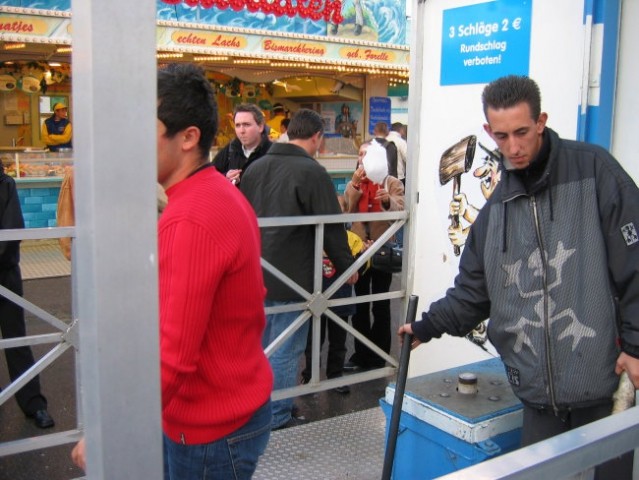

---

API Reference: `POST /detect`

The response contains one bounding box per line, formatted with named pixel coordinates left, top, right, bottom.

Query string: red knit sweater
left=159, top=165, right=273, bottom=444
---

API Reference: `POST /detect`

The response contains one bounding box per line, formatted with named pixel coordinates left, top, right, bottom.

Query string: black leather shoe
left=29, top=409, right=55, bottom=429
left=333, top=385, right=351, bottom=394
left=343, top=361, right=364, bottom=372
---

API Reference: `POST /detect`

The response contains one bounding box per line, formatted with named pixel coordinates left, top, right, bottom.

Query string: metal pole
left=381, top=294, right=418, bottom=480
left=73, top=1, right=162, bottom=478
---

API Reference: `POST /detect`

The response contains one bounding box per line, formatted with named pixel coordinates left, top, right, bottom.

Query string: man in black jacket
left=0, top=167, right=54, bottom=429
left=399, top=75, right=639, bottom=479
left=241, top=109, right=358, bottom=430
left=213, top=103, right=272, bottom=187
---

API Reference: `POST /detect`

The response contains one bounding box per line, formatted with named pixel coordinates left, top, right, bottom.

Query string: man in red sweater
left=73, top=64, right=273, bottom=476
left=157, top=63, right=273, bottom=479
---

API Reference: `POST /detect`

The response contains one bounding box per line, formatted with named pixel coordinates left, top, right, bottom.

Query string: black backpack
left=375, top=138, right=398, bottom=178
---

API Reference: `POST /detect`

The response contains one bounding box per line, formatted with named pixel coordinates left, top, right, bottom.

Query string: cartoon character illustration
left=447, top=142, right=502, bottom=250
left=335, top=103, right=358, bottom=139
left=442, top=141, right=502, bottom=350
left=329, top=0, right=366, bottom=36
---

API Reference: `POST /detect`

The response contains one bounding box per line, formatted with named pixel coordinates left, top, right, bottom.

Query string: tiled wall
left=332, top=176, right=349, bottom=196
left=17, top=186, right=60, bottom=228
left=319, top=157, right=355, bottom=197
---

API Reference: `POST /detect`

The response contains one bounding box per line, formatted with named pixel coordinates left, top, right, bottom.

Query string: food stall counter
left=0, top=150, right=73, bottom=228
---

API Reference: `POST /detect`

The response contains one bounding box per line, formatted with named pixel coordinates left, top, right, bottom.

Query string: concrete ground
left=0, top=268, right=403, bottom=479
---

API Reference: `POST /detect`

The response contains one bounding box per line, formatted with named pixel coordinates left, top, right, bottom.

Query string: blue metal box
left=380, top=358, right=523, bottom=479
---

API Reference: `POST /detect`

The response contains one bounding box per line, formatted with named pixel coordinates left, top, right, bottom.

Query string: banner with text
left=441, top=0, right=532, bottom=86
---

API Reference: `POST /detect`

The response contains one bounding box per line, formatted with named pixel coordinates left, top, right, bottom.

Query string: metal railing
left=0, top=210, right=410, bottom=458
left=258, top=210, right=409, bottom=400
left=439, top=405, right=639, bottom=479
left=0, top=227, right=83, bottom=458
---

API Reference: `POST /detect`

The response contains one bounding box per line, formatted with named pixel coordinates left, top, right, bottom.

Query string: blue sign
left=441, top=0, right=532, bottom=86
left=369, top=97, right=392, bottom=134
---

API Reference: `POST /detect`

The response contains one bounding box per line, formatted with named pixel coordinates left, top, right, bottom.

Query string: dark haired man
left=213, top=103, right=272, bottom=186
left=158, top=64, right=273, bottom=478
left=241, top=108, right=358, bottom=430
left=399, top=75, right=639, bottom=478
left=73, top=65, right=274, bottom=477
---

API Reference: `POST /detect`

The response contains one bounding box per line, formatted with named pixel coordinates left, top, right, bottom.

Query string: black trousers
left=302, top=314, right=348, bottom=381
left=0, top=266, right=47, bottom=416
left=522, top=403, right=633, bottom=479
left=350, top=268, right=393, bottom=368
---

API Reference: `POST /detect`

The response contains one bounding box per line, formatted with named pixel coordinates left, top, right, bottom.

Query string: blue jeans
left=263, top=300, right=309, bottom=429
left=395, top=225, right=404, bottom=248
left=163, top=400, right=271, bottom=480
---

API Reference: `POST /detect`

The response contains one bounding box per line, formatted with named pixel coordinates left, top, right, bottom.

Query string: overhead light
left=271, top=62, right=309, bottom=68
left=4, top=43, right=26, bottom=50
left=156, top=52, right=183, bottom=59
left=233, top=59, right=270, bottom=65
left=193, top=55, right=228, bottom=62
left=56, top=47, right=72, bottom=53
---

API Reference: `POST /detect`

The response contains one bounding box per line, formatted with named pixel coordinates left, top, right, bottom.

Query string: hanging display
left=159, top=0, right=344, bottom=23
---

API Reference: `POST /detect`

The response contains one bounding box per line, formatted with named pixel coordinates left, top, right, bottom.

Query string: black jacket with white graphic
left=413, top=128, right=639, bottom=410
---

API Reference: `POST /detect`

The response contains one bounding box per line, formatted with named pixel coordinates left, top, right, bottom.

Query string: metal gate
left=260, top=211, right=409, bottom=401
left=0, top=228, right=81, bottom=460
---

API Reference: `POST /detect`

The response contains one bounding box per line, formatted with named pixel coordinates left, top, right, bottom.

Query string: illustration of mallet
left=439, top=135, right=477, bottom=256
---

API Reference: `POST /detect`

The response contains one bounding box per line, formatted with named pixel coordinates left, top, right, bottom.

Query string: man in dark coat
left=0, top=167, right=54, bottom=428
left=241, top=109, right=358, bottom=430
left=212, top=103, right=272, bottom=187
